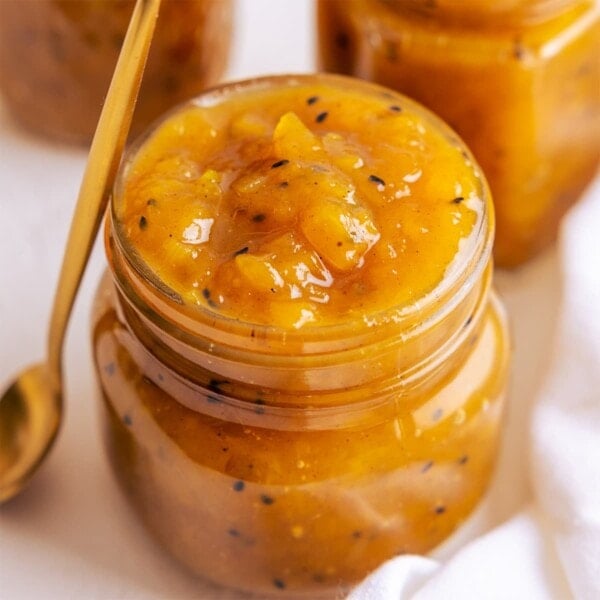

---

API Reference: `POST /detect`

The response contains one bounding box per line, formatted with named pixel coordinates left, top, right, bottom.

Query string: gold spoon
left=0, top=0, right=162, bottom=503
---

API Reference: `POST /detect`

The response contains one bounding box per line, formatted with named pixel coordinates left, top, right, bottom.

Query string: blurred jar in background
left=0, top=0, right=233, bottom=145
left=317, top=0, right=600, bottom=267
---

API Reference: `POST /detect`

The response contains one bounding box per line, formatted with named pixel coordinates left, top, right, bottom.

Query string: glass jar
left=0, top=0, right=233, bottom=144
left=317, top=0, right=600, bottom=267
left=91, top=74, right=510, bottom=596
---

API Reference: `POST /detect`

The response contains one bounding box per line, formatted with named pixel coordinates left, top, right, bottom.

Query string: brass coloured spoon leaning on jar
left=0, top=0, right=161, bottom=504
left=317, top=0, right=600, bottom=267
left=92, top=74, right=511, bottom=596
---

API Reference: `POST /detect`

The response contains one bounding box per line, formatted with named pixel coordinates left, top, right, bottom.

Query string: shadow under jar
left=0, top=0, right=233, bottom=144
left=317, top=0, right=600, bottom=267
left=91, top=74, right=510, bottom=597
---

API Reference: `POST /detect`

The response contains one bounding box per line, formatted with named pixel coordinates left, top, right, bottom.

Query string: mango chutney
left=91, top=75, right=510, bottom=596
left=317, top=0, right=600, bottom=267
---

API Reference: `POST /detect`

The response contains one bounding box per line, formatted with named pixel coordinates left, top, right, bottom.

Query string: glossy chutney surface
left=117, top=80, right=483, bottom=326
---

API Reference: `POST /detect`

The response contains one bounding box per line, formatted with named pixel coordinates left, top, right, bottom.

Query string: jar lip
left=110, top=73, right=492, bottom=346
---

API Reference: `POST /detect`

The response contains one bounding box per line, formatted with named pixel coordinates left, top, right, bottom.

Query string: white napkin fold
left=349, top=176, right=600, bottom=600
left=531, top=176, right=600, bottom=600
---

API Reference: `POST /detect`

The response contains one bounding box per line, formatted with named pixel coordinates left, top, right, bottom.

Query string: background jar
left=317, top=0, right=600, bottom=267
left=0, top=0, right=233, bottom=144
left=91, top=75, right=510, bottom=596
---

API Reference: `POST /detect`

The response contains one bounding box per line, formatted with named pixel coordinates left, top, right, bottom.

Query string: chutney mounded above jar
left=115, top=75, right=487, bottom=331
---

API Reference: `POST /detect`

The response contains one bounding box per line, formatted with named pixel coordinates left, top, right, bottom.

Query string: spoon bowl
left=0, top=365, right=60, bottom=503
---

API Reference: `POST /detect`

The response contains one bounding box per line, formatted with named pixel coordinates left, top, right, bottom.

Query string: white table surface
left=0, top=1, right=565, bottom=598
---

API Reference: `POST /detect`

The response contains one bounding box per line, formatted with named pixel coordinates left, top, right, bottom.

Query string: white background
left=0, top=1, right=564, bottom=598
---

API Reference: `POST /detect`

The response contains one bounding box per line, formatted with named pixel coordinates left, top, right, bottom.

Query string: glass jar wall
left=317, top=0, right=600, bottom=266
left=91, top=75, right=510, bottom=596
left=0, top=0, right=233, bottom=144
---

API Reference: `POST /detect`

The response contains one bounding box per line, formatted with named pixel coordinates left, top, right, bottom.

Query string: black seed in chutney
left=271, top=159, right=289, bottom=169
left=208, top=378, right=228, bottom=393
left=421, top=460, right=434, bottom=473
left=104, top=362, right=116, bottom=376
left=369, top=174, right=385, bottom=186
left=335, top=31, right=349, bottom=49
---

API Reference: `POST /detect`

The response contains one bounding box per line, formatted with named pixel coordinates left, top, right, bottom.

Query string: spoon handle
left=46, top=0, right=162, bottom=391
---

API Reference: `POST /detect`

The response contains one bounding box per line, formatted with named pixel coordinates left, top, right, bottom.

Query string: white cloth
left=349, top=178, right=600, bottom=600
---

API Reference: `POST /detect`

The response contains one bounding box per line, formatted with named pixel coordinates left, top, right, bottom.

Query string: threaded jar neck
left=107, top=211, right=492, bottom=402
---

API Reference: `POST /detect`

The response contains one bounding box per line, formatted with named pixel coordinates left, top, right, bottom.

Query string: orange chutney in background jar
left=0, top=0, right=233, bottom=144
left=317, top=0, right=600, bottom=267
left=91, top=74, right=510, bottom=596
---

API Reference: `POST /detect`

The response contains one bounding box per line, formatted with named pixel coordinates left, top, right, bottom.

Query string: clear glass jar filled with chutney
left=0, top=0, right=233, bottom=144
left=91, top=74, right=511, bottom=596
left=317, top=0, right=600, bottom=267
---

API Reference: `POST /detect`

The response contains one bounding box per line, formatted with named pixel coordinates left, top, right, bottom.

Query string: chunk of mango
left=273, top=112, right=322, bottom=161
left=300, top=200, right=380, bottom=271
left=234, top=233, right=333, bottom=304
left=230, top=112, right=270, bottom=138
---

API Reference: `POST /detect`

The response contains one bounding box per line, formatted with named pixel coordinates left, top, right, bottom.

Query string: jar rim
left=110, top=73, right=493, bottom=349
